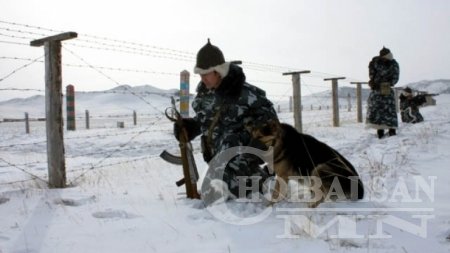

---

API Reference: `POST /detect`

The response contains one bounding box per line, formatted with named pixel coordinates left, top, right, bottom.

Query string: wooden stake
left=350, top=82, right=368, bottom=123
left=324, top=77, right=345, bottom=127
left=85, top=110, right=90, bottom=129
left=25, top=112, right=30, bottom=134
left=31, top=32, right=77, bottom=188
left=347, top=93, right=352, bottom=112
left=283, top=71, right=310, bottom=133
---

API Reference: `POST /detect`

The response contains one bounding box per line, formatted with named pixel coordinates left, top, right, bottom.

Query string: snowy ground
left=1, top=96, right=450, bottom=253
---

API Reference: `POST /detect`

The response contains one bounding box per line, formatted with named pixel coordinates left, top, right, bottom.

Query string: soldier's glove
left=173, top=118, right=201, bottom=142
left=200, top=136, right=213, bottom=163
left=369, top=80, right=379, bottom=91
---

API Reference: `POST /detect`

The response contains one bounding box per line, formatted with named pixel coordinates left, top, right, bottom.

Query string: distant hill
left=397, top=79, right=450, bottom=94
left=311, top=86, right=371, bottom=100
left=107, top=84, right=179, bottom=95
left=310, top=79, right=450, bottom=101
left=1, top=80, right=448, bottom=120
left=0, top=84, right=180, bottom=119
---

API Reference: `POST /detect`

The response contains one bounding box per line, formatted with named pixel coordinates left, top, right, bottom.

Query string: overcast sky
left=1, top=0, right=449, bottom=101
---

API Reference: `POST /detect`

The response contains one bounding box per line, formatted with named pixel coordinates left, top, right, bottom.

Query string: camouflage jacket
left=368, top=56, right=400, bottom=89
left=366, top=56, right=400, bottom=129
left=191, top=64, right=278, bottom=159
left=399, top=94, right=426, bottom=123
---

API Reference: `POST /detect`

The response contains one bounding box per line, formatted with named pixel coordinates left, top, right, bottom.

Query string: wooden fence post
left=85, top=110, right=90, bottom=129
left=324, top=77, right=345, bottom=127
left=31, top=32, right=77, bottom=188
left=282, top=70, right=310, bottom=133
left=347, top=93, right=351, bottom=112
left=133, top=110, right=137, bottom=125
left=25, top=112, right=30, bottom=134
left=350, top=82, right=367, bottom=123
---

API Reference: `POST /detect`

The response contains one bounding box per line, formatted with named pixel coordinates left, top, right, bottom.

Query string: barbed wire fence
left=0, top=20, right=370, bottom=188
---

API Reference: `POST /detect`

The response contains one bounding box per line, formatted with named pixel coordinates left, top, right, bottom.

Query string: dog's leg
left=308, top=164, right=334, bottom=208
left=270, top=171, right=289, bottom=205
left=268, top=178, right=280, bottom=206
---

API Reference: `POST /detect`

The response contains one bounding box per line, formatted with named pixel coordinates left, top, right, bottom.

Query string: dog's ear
left=267, top=120, right=281, bottom=133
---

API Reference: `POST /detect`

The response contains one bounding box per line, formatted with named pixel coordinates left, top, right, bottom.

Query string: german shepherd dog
left=249, top=121, right=364, bottom=207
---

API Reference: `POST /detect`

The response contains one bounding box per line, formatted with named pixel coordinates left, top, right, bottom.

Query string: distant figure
left=399, top=87, right=428, bottom=123
left=366, top=47, right=400, bottom=139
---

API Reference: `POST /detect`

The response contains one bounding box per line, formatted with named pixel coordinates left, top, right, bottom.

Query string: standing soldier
left=366, top=47, right=400, bottom=139
left=173, top=39, right=278, bottom=204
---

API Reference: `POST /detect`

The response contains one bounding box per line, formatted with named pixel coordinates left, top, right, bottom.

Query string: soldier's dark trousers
left=377, top=129, right=385, bottom=139
left=388, top=128, right=396, bottom=136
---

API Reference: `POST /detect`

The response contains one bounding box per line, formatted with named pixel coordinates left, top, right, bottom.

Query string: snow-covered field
left=1, top=93, right=450, bottom=252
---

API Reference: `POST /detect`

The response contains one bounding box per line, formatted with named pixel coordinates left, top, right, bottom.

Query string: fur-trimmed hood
left=196, top=63, right=246, bottom=100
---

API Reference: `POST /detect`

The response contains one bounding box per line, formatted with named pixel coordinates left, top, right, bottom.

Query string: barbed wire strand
left=0, top=55, right=44, bottom=84
left=0, top=56, right=180, bottom=77
left=0, top=40, right=28, bottom=46
left=68, top=120, right=163, bottom=185
left=60, top=47, right=176, bottom=184
left=0, top=19, right=369, bottom=82
left=0, top=157, right=48, bottom=183
left=62, top=46, right=167, bottom=114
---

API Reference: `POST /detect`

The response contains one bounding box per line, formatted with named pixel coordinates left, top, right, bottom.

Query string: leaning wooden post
left=282, top=70, right=310, bottom=133
left=25, top=112, right=30, bottom=134
left=66, top=84, right=76, bottom=130
left=31, top=32, right=77, bottom=188
left=350, top=82, right=367, bottom=123
left=85, top=110, right=90, bottom=129
left=324, top=77, right=345, bottom=127
left=347, top=93, right=352, bottom=112
left=180, top=70, right=190, bottom=118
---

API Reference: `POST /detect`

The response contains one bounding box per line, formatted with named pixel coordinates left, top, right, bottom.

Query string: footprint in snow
left=92, top=209, right=141, bottom=219
left=0, top=197, right=10, bottom=205
left=0, top=235, right=10, bottom=241
left=53, top=195, right=96, bottom=206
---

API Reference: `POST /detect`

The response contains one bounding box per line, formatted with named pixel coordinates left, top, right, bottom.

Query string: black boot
left=388, top=128, right=396, bottom=136
left=377, top=129, right=385, bottom=139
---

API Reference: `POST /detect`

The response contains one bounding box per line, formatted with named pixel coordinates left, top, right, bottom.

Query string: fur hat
left=379, top=47, right=391, bottom=57
left=403, top=87, right=412, bottom=96
left=194, top=39, right=230, bottom=78
left=379, top=46, right=394, bottom=60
